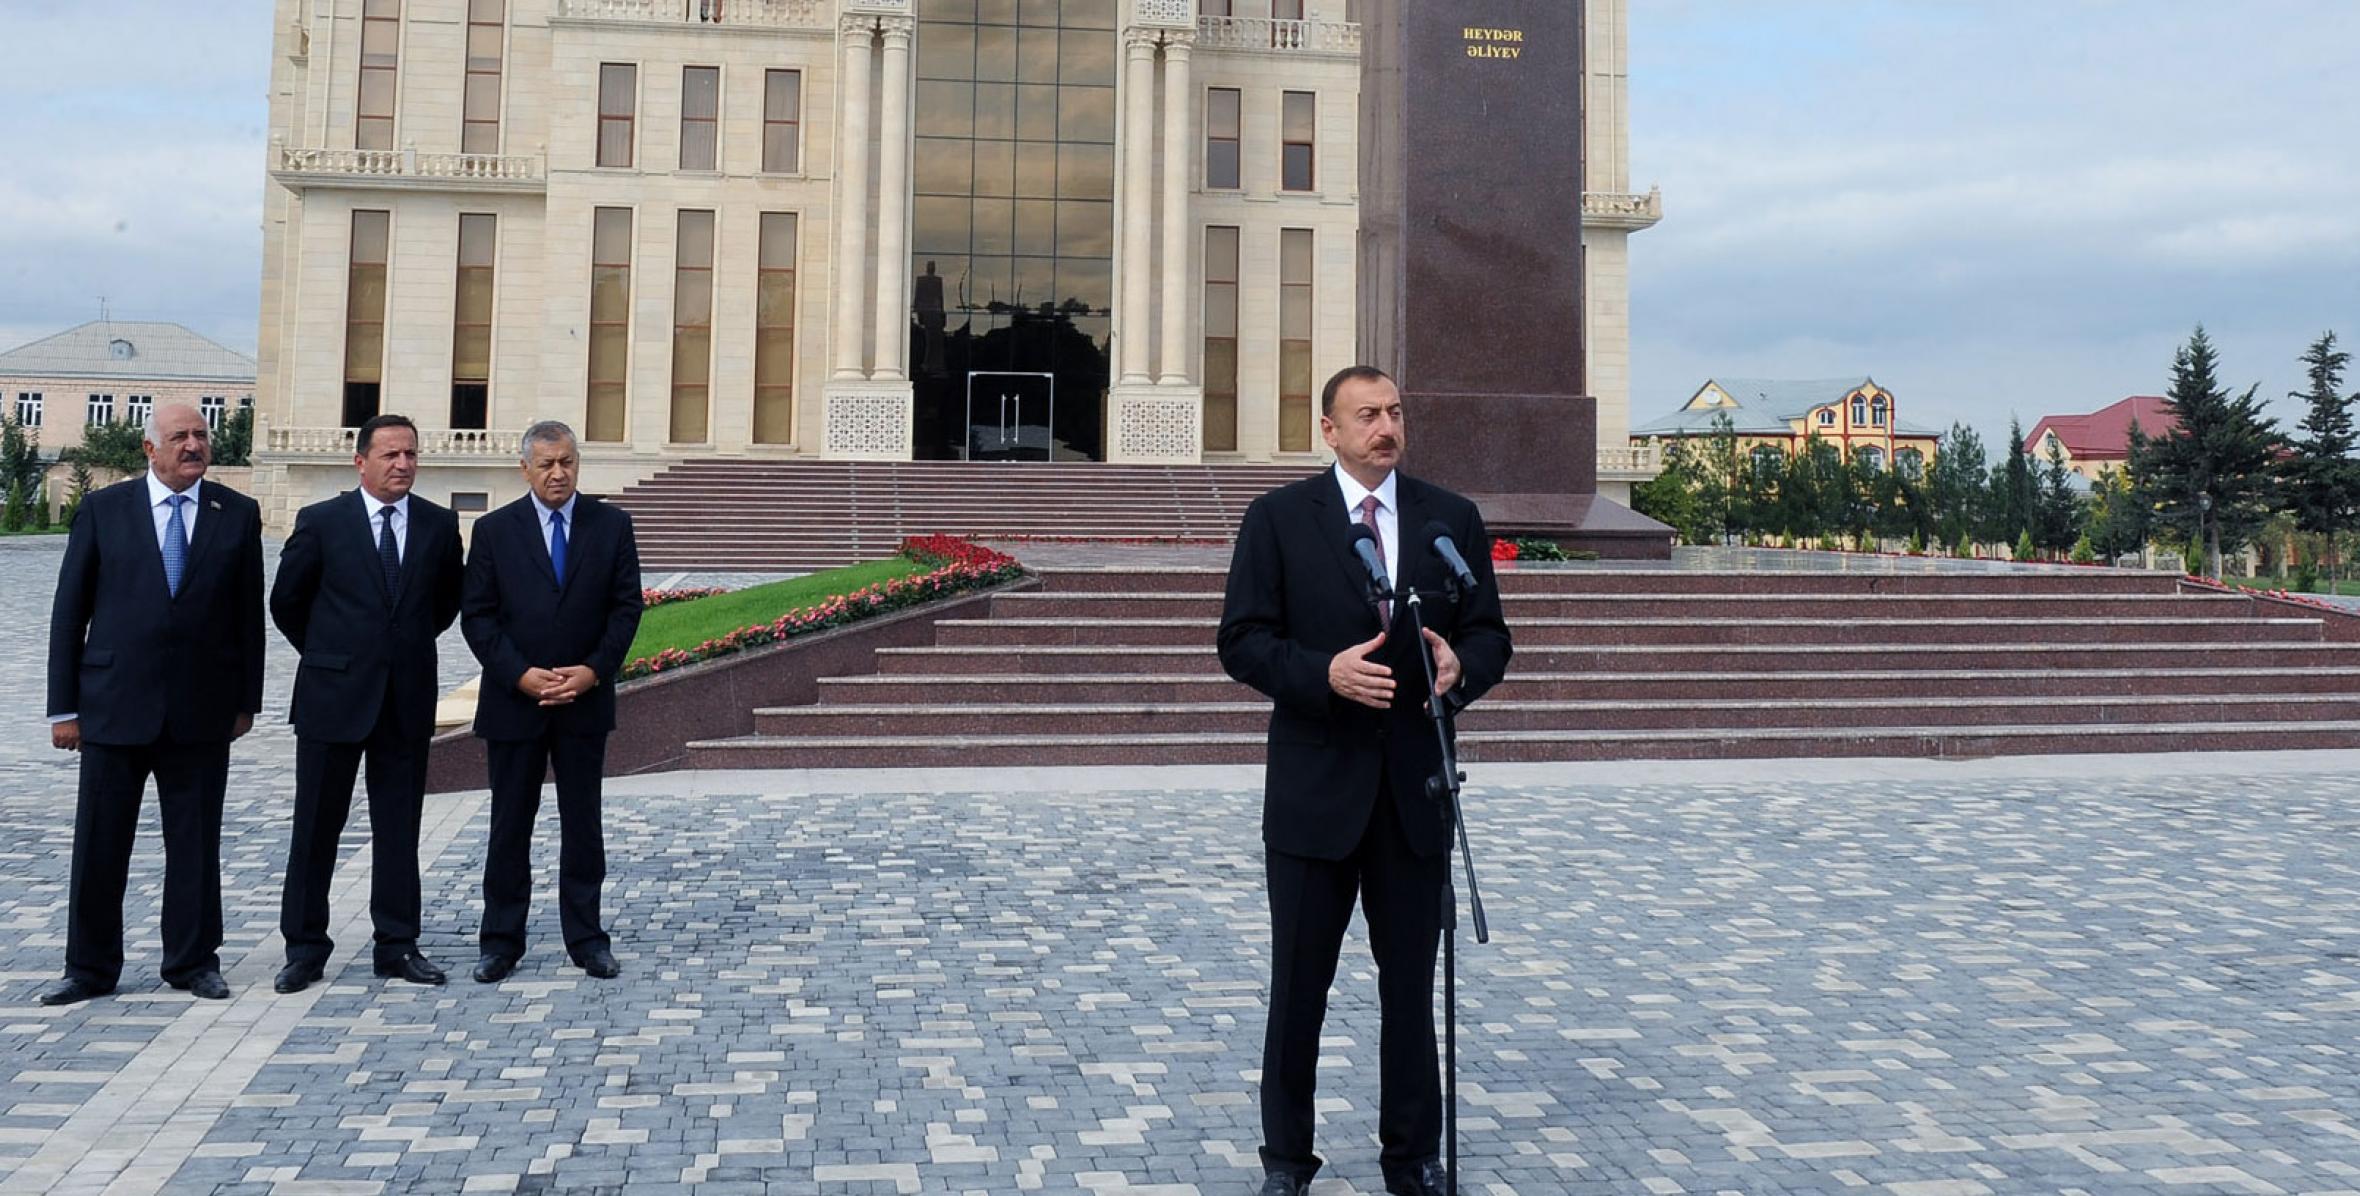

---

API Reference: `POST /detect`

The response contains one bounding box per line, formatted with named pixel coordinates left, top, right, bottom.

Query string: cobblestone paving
left=7, top=536, right=2360, bottom=1194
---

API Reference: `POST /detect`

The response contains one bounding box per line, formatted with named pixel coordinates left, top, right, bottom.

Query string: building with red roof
left=2022, top=396, right=2180, bottom=480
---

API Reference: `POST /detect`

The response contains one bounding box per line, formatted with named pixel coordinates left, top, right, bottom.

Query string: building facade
left=257, top=0, right=1659, bottom=527
left=1632, top=377, right=1942, bottom=478
left=0, top=321, right=257, bottom=457
left=2023, top=396, right=2176, bottom=481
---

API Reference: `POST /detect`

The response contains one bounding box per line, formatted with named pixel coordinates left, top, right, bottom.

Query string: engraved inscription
left=1462, top=25, right=1524, bottom=60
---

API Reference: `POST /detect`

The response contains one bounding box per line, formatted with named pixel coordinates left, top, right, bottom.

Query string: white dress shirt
left=1333, top=463, right=1400, bottom=589
left=146, top=470, right=200, bottom=548
left=362, top=490, right=410, bottom=561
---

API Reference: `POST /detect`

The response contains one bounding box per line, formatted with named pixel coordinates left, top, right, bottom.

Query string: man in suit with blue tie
left=268, top=414, right=466, bottom=994
left=42, top=400, right=265, bottom=1005
left=461, top=419, right=643, bottom=983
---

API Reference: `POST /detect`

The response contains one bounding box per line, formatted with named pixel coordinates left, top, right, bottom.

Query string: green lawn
left=2222, top=576, right=2360, bottom=598
left=625, top=557, right=929, bottom=663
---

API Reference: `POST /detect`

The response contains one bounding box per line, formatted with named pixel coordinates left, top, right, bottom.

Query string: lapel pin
left=209, top=500, right=222, bottom=510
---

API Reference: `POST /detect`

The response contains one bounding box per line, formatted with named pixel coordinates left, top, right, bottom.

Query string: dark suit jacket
left=46, top=475, right=266, bottom=745
left=1216, top=471, right=1512, bottom=860
left=270, top=489, right=465, bottom=743
left=461, top=493, right=644, bottom=741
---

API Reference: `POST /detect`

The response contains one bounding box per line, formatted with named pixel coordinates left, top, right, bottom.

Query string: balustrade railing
left=1195, top=15, right=1360, bottom=54
left=553, top=0, right=830, bottom=28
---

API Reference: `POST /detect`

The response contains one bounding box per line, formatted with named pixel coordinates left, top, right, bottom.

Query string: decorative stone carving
left=1127, top=0, right=1195, bottom=29
left=1580, top=188, right=1665, bottom=231
left=822, top=384, right=915, bottom=460
left=840, top=0, right=911, bottom=14
left=1109, top=386, right=1202, bottom=463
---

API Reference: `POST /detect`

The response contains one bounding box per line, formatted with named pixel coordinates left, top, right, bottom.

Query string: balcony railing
left=552, top=0, right=831, bottom=29
left=1597, top=445, right=1662, bottom=478
left=273, top=144, right=545, bottom=191
left=1581, top=188, right=1665, bottom=231
left=263, top=425, right=523, bottom=460
left=1196, top=16, right=1361, bottom=56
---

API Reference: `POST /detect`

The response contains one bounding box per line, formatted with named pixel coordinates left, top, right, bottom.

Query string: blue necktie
left=378, top=505, right=402, bottom=599
left=549, top=509, right=568, bottom=586
left=162, top=494, right=189, bottom=597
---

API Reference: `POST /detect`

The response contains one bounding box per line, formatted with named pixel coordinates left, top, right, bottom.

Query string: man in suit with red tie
left=41, top=400, right=265, bottom=1005
left=1217, top=366, right=1512, bottom=1196
left=461, top=419, right=643, bottom=983
left=268, top=414, right=466, bottom=993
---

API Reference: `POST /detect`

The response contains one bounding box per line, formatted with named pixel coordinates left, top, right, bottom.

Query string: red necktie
left=1359, top=495, right=1390, bottom=625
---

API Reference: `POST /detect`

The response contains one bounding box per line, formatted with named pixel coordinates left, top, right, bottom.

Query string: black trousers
left=280, top=718, right=429, bottom=968
left=479, top=730, right=609, bottom=960
left=1261, top=784, right=1448, bottom=1182
left=66, top=739, right=231, bottom=988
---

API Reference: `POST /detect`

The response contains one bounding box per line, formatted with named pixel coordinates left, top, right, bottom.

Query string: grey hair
left=143, top=401, right=203, bottom=446
left=519, top=419, right=578, bottom=462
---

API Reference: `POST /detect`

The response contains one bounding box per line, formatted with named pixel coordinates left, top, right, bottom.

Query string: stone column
left=871, top=15, right=915, bottom=381
left=831, top=16, right=875, bottom=380
left=1116, top=30, right=1159, bottom=384
left=1155, top=33, right=1193, bottom=384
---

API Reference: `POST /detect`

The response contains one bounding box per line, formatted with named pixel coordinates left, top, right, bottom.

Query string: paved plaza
left=5, top=535, right=2360, bottom=1194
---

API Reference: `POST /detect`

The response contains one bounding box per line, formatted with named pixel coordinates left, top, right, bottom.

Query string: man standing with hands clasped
left=461, top=420, right=642, bottom=983
left=1217, top=366, right=1512, bottom=1196
left=269, top=414, right=465, bottom=993
left=42, top=400, right=265, bottom=1005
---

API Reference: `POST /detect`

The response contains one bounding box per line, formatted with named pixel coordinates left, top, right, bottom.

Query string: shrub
left=2013, top=530, right=2037, bottom=562
left=2069, top=533, right=2095, bottom=565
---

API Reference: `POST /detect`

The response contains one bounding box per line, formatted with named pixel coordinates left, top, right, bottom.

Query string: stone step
left=684, top=719, right=2360, bottom=768
left=874, top=638, right=2356, bottom=676
left=931, top=612, right=2304, bottom=647
left=750, top=693, right=2360, bottom=737
left=980, top=591, right=2254, bottom=620
left=811, top=665, right=2360, bottom=705
left=1025, top=567, right=2187, bottom=595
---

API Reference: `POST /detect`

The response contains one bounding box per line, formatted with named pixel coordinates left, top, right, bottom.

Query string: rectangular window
left=1203, top=226, right=1239, bottom=452
left=461, top=0, right=505, bottom=154
left=587, top=206, right=632, bottom=442
left=597, top=63, right=636, bottom=168
left=200, top=396, right=226, bottom=429
left=451, top=491, right=490, bottom=515
left=452, top=212, right=496, bottom=429
left=680, top=66, right=719, bottom=171
left=1280, top=91, right=1315, bottom=192
left=762, top=69, right=802, bottom=173
left=1205, top=88, right=1240, bottom=189
left=357, top=0, right=400, bottom=150
left=1273, top=0, right=1302, bottom=18
left=85, top=393, right=112, bottom=426
left=1200, top=0, right=1231, bottom=14
left=126, top=395, right=153, bottom=428
left=670, top=210, right=715, bottom=443
left=344, top=210, right=391, bottom=427
left=1279, top=227, right=1312, bottom=451
left=14, top=392, right=41, bottom=428
left=753, top=212, right=799, bottom=444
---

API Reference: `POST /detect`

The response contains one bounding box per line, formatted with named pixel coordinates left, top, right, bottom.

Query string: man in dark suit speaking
left=1217, top=366, right=1512, bottom=1196
left=268, top=414, right=465, bottom=993
left=42, top=400, right=265, bottom=1005
left=461, top=419, right=642, bottom=983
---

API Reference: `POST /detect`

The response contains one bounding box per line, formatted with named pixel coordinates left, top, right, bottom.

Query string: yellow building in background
left=1632, top=377, right=1942, bottom=477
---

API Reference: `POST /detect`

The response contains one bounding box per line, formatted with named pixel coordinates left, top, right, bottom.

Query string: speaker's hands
left=1329, top=630, right=1395, bottom=710
left=1422, top=628, right=1462, bottom=695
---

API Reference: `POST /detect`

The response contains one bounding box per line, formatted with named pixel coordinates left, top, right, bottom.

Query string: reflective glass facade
left=911, top=0, right=1117, bottom=460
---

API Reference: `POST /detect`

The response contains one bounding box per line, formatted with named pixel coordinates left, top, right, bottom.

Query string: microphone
left=1423, top=520, right=1480, bottom=594
left=1348, top=523, right=1391, bottom=606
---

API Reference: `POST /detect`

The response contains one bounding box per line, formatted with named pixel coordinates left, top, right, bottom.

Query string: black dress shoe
left=574, top=947, right=620, bottom=979
left=1256, top=1173, right=1311, bottom=1196
left=1384, top=1160, right=1449, bottom=1196
left=274, top=960, right=326, bottom=994
left=373, top=952, right=448, bottom=986
left=169, top=970, right=231, bottom=1000
left=472, top=953, right=519, bottom=983
left=37, top=976, right=114, bottom=1006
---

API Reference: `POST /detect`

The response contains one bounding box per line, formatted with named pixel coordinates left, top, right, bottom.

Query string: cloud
left=1628, top=2, right=2360, bottom=442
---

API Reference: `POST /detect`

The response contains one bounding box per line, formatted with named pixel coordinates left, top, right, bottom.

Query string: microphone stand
left=1379, top=579, right=1489, bottom=1196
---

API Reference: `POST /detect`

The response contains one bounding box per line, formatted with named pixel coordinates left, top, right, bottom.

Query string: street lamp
left=2197, top=492, right=2216, bottom=579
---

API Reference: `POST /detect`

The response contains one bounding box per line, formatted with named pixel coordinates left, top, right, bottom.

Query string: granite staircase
left=684, top=567, right=2360, bottom=766
left=613, top=459, right=1313, bottom=571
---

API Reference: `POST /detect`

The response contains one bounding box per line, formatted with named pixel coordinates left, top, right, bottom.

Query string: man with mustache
left=41, top=400, right=265, bottom=1005
left=1217, top=366, right=1512, bottom=1196
left=268, top=414, right=465, bottom=993
left=461, top=420, right=643, bottom=982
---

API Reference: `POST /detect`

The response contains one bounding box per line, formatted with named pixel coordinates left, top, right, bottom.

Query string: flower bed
left=618, top=537, right=1023, bottom=681
left=643, top=586, right=728, bottom=609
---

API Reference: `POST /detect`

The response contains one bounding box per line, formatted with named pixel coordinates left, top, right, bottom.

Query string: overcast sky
left=0, top=2, right=2352, bottom=447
